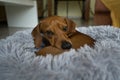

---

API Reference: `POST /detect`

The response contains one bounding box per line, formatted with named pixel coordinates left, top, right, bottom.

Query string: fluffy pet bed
left=0, top=26, right=120, bottom=80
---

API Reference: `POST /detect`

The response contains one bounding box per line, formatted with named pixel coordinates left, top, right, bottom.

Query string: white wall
left=0, top=0, right=34, bottom=6
left=5, top=1, right=38, bottom=28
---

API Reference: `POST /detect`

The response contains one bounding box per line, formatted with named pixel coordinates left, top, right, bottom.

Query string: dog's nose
left=61, top=41, right=72, bottom=49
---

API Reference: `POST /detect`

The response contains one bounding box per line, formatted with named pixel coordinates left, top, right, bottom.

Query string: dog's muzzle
left=61, top=41, right=72, bottom=49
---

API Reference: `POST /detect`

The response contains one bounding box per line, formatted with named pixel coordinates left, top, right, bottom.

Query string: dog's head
left=32, top=16, right=76, bottom=50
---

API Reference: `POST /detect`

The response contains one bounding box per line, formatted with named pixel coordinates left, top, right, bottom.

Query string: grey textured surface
left=0, top=26, right=120, bottom=80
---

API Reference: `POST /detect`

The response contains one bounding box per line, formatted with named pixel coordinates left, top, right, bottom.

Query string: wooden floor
left=0, top=18, right=94, bottom=39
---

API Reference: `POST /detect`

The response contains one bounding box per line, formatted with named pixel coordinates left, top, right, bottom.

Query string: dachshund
left=31, top=16, right=95, bottom=56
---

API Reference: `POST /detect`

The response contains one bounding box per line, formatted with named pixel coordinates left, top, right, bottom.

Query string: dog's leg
left=35, top=46, right=64, bottom=56
left=70, top=31, right=95, bottom=49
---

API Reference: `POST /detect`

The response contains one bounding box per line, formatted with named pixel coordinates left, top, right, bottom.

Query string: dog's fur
left=32, top=16, right=95, bottom=56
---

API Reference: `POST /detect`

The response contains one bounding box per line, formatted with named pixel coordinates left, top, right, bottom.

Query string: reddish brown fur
left=32, top=16, right=95, bottom=56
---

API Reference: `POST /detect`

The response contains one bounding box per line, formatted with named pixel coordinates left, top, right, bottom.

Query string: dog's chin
left=55, top=45, right=72, bottom=51
left=57, top=48, right=71, bottom=52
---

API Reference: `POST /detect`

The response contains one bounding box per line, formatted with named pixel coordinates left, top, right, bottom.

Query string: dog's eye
left=45, top=30, right=54, bottom=36
left=62, top=26, right=68, bottom=31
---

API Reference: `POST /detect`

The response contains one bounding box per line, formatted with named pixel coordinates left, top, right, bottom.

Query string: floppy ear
left=64, top=18, right=76, bottom=33
left=31, top=23, right=42, bottom=48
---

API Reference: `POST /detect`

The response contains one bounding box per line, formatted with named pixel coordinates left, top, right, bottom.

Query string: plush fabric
left=101, top=0, right=120, bottom=27
left=0, top=26, right=120, bottom=80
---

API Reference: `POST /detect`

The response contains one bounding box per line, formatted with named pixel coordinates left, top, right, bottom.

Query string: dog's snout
left=61, top=41, right=72, bottom=49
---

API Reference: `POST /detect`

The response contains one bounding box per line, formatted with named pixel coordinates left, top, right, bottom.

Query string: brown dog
left=32, top=16, right=95, bottom=56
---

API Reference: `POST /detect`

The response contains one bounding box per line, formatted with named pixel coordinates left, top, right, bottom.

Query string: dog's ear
left=64, top=18, right=76, bottom=33
left=31, top=23, right=42, bottom=48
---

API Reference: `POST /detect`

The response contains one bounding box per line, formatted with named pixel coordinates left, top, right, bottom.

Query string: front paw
left=35, top=46, right=64, bottom=56
left=35, top=49, right=47, bottom=56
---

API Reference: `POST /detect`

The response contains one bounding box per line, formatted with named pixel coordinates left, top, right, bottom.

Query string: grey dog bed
left=0, top=25, right=120, bottom=80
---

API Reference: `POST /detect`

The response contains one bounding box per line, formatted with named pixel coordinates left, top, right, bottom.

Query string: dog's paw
left=35, top=46, right=64, bottom=56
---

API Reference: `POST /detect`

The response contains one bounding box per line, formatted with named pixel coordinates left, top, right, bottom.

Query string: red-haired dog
left=32, top=16, right=95, bottom=56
